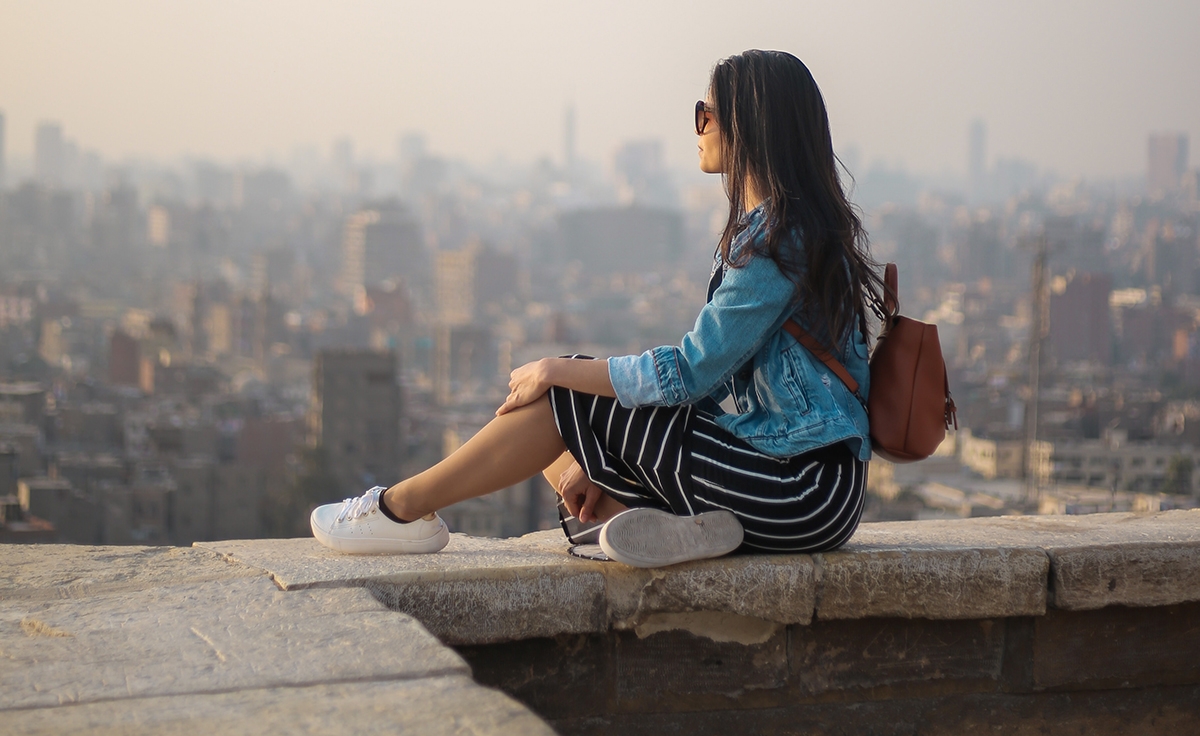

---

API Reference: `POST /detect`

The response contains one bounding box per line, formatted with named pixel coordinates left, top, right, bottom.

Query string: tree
left=1162, top=455, right=1194, bottom=497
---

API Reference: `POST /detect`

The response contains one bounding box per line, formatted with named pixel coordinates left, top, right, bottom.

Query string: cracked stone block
left=815, top=546, right=1048, bottom=620
left=0, top=578, right=467, bottom=710
left=842, top=511, right=1200, bottom=612
left=197, top=532, right=812, bottom=644
left=3, top=675, right=556, bottom=736
left=368, top=568, right=608, bottom=645
left=0, top=544, right=263, bottom=601
left=790, top=617, right=1007, bottom=695
left=604, top=554, right=816, bottom=628
left=194, top=533, right=601, bottom=590
left=1050, top=540, right=1200, bottom=610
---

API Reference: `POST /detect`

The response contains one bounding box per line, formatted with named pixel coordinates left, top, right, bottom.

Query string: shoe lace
left=335, top=486, right=386, bottom=523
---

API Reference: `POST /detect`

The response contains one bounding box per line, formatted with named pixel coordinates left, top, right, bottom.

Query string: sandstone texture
left=196, top=532, right=601, bottom=590
left=6, top=510, right=1200, bottom=735
left=1, top=544, right=260, bottom=601
left=1, top=579, right=465, bottom=709
left=0, top=542, right=553, bottom=735
left=815, top=546, right=1049, bottom=620
left=4, top=676, right=555, bottom=736
left=199, top=530, right=820, bottom=642
left=197, top=512, right=1200, bottom=641
left=836, top=510, right=1200, bottom=612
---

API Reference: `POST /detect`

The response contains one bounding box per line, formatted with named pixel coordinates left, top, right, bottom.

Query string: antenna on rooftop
left=1022, top=231, right=1050, bottom=506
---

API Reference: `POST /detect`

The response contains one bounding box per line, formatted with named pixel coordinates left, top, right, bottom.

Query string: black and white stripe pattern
left=548, top=378, right=865, bottom=554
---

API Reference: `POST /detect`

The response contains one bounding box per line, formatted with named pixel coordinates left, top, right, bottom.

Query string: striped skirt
left=547, top=384, right=866, bottom=554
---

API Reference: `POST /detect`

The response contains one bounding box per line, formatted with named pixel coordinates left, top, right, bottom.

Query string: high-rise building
left=339, top=203, right=426, bottom=301
left=35, top=122, right=65, bottom=188
left=435, top=248, right=476, bottom=328
left=0, top=110, right=7, bottom=190
left=1048, top=272, right=1112, bottom=364
left=1148, top=133, right=1189, bottom=195
left=309, top=350, right=402, bottom=492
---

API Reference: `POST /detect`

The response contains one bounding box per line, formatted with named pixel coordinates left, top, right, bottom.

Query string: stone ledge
left=198, top=532, right=819, bottom=644
left=1, top=579, right=466, bottom=710
left=834, top=511, right=1200, bottom=612
left=1, top=544, right=554, bottom=735
left=196, top=510, right=1200, bottom=644
left=6, top=510, right=1199, bottom=735
left=3, top=676, right=555, bottom=736
left=0, top=544, right=263, bottom=602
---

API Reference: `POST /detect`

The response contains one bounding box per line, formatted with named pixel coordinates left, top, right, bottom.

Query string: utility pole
left=1023, top=232, right=1049, bottom=505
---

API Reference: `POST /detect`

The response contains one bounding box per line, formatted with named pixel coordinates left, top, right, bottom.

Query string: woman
left=311, top=50, right=885, bottom=567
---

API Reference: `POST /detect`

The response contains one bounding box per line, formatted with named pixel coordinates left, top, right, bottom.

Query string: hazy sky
left=1, top=0, right=1197, bottom=178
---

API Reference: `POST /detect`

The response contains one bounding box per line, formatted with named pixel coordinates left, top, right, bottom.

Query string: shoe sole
left=599, top=508, right=743, bottom=568
left=311, top=518, right=450, bottom=555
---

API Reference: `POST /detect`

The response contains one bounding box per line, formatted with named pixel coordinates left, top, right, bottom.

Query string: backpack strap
left=783, top=262, right=899, bottom=410
left=782, top=318, right=865, bottom=406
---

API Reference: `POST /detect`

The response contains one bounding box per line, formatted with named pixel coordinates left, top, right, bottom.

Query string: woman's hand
left=496, top=359, right=554, bottom=416
left=558, top=460, right=604, bottom=524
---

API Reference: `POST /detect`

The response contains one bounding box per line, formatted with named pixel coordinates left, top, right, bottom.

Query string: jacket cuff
left=607, top=353, right=666, bottom=408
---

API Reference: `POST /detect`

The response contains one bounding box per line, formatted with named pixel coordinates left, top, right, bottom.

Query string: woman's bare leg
left=383, top=394, right=567, bottom=521
left=587, top=493, right=629, bottom=522
left=543, top=452, right=631, bottom=522
left=542, top=452, right=576, bottom=493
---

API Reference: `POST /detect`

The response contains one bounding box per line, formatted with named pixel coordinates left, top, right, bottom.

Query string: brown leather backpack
left=783, top=263, right=956, bottom=463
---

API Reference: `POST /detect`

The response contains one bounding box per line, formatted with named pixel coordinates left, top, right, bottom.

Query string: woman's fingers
left=559, top=463, right=591, bottom=519
left=496, top=361, right=549, bottom=416
left=495, top=387, right=534, bottom=416
left=578, top=484, right=603, bottom=524
left=558, top=462, right=604, bottom=524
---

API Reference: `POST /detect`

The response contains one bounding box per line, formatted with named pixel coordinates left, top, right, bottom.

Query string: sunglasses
left=695, top=100, right=715, bottom=135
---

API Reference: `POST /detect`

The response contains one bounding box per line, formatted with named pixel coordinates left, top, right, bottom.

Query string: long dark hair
left=711, top=50, right=884, bottom=345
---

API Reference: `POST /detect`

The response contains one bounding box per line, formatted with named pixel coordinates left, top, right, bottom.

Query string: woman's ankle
left=381, top=487, right=419, bottom=523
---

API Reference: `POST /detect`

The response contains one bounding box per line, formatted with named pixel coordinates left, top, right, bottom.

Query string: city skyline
left=1, top=0, right=1198, bottom=179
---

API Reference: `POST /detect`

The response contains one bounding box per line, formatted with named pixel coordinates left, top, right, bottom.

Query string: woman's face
left=697, top=95, right=724, bottom=174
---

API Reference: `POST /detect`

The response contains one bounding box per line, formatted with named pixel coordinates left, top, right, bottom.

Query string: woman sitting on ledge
left=312, top=49, right=885, bottom=568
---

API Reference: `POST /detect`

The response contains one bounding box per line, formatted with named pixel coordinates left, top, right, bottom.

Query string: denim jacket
left=607, top=206, right=872, bottom=461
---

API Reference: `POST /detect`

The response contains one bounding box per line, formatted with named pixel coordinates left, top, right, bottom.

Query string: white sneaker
left=310, top=486, right=450, bottom=555
left=599, top=508, right=743, bottom=568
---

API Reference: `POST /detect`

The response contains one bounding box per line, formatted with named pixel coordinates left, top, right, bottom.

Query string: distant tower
left=0, top=109, right=6, bottom=190
left=968, top=118, right=986, bottom=200
left=563, top=103, right=576, bottom=179
left=35, top=121, right=65, bottom=188
left=1147, top=133, right=1188, bottom=195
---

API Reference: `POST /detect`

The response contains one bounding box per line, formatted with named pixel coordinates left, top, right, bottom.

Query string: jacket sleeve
left=608, top=251, right=797, bottom=407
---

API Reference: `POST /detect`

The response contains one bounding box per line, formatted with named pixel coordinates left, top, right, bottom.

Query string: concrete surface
left=1, top=543, right=555, bottom=735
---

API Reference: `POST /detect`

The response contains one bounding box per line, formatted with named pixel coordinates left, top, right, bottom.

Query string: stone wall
left=4, top=510, right=1199, bottom=734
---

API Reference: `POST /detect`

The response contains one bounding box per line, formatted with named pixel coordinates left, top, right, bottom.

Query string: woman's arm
left=495, top=357, right=615, bottom=416
left=607, top=250, right=797, bottom=407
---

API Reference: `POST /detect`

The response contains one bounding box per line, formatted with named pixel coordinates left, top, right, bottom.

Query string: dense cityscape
left=0, top=106, right=1196, bottom=545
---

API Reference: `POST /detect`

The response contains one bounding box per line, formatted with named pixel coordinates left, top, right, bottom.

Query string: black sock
left=378, top=496, right=412, bottom=524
